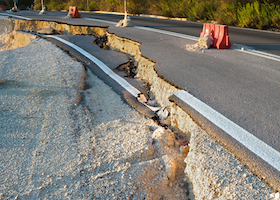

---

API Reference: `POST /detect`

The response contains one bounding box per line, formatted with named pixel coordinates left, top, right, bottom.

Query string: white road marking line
left=174, top=90, right=280, bottom=171
left=237, top=49, right=280, bottom=62
left=45, top=35, right=140, bottom=97
left=252, top=50, right=280, bottom=59
left=134, top=26, right=199, bottom=41
left=136, top=26, right=280, bottom=62
left=44, top=35, right=161, bottom=112
left=1, top=13, right=279, bottom=62
left=3, top=14, right=278, bottom=168
left=84, top=17, right=280, bottom=62
left=85, top=16, right=280, bottom=169
left=0, top=13, right=32, bottom=20
left=84, top=17, right=199, bottom=41
left=83, top=17, right=117, bottom=25
left=135, top=25, right=280, bottom=62
left=229, top=25, right=280, bottom=35
left=136, top=27, right=280, bottom=62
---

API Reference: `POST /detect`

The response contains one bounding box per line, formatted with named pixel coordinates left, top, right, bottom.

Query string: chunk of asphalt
left=124, top=91, right=157, bottom=119
left=36, top=27, right=60, bottom=35
left=44, top=35, right=157, bottom=120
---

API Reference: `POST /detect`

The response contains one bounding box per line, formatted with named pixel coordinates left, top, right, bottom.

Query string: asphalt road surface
left=1, top=10, right=280, bottom=183
left=79, top=12, right=280, bottom=151
left=80, top=12, right=280, bottom=56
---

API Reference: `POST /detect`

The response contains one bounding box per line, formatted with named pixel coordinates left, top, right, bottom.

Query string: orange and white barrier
left=68, top=6, right=80, bottom=18
left=0, top=5, right=6, bottom=11
left=200, top=23, right=231, bottom=49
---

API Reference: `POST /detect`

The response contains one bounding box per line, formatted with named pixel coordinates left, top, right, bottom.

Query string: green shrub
left=127, top=0, right=149, bottom=14
left=56, top=4, right=63, bottom=10
left=154, top=0, right=191, bottom=18
left=32, top=0, right=280, bottom=30
left=188, top=0, right=217, bottom=21
left=215, top=3, right=238, bottom=25
left=271, top=13, right=280, bottom=28
left=87, top=1, right=98, bottom=11
left=45, top=0, right=67, bottom=10
left=107, top=0, right=120, bottom=11
left=34, top=3, right=41, bottom=10
left=266, top=3, right=280, bottom=29
left=77, top=3, right=84, bottom=10
left=237, top=1, right=280, bottom=29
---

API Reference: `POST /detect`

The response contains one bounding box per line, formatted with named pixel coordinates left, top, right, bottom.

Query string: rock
left=276, top=192, right=280, bottom=200
left=39, top=6, right=47, bottom=15
left=37, top=27, right=59, bottom=35
left=147, top=99, right=157, bottom=107
left=179, top=145, right=189, bottom=156
left=64, top=13, right=72, bottom=19
left=116, top=17, right=134, bottom=27
left=137, top=93, right=147, bottom=104
left=116, top=59, right=138, bottom=78
left=10, top=7, right=19, bottom=12
left=186, top=29, right=213, bottom=51
left=197, top=35, right=212, bottom=49
left=162, top=155, right=177, bottom=182
left=157, top=107, right=169, bottom=120
left=159, top=118, right=171, bottom=127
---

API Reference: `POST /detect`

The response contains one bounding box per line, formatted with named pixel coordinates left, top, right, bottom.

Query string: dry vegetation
left=0, top=0, right=279, bottom=29
left=31, top=0, right=280, bottom=30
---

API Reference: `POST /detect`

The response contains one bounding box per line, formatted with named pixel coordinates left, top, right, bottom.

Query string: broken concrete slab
left=36, top=27, right=60, bottom=35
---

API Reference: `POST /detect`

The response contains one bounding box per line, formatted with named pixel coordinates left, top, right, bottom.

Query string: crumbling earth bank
left=0, top=30, right=37, bottom=51
left=0, top=17, right=107, bottom=51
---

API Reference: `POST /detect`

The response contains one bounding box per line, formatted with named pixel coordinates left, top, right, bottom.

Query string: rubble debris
left=271, top=192, right=280, bottom=200
left=147, top=98, right=157, bottom=107
left=10, top=7, right=19, bottom=12
left=64, top=13, right=72, bottom=19
left=116, top=59, right=138, bottom=78
left=186, top=29, right=213, bottom=52
left=157, top=107, right=169, bottom=120
left=39, top=5, right=47, bottom=15
left=137, top=93, right=148, bottom=104
left=94, top=35, right=109, bottom=50
left=0, top=30, right=36, bottom=51
left=36, top=27, right=61, bottom=35
left=116, top=16, right=134, bottom=27
left=163, top=155, right=178, bottom=182
left=156, top=107, right=171, bottom=127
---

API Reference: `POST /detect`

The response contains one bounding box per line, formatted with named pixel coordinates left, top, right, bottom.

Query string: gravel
left=185, top=127, right=276, bottom=200
left=0, top=36, right=188, bottom=199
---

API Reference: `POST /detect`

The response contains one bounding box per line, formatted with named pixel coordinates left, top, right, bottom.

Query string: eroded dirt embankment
left=12, top=19, right=107, bottom=36
left=1, top=18, right=277, bottom=199
left=106, top=32, right=197, bottom=135
left=0, top=18, right=107, bottom=51
left=105, top=32, right=278, bottom=198
left=0, top=18, right=35, bottom=50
